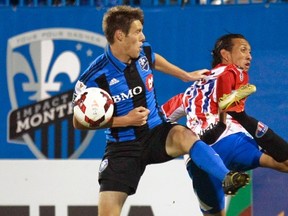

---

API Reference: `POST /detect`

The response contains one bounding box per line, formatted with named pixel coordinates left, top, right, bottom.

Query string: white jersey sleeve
left=161, top=93, right=186, bottom=122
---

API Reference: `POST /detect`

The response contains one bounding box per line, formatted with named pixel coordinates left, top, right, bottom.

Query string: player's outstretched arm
left=154, top=53, right=208, bottom=82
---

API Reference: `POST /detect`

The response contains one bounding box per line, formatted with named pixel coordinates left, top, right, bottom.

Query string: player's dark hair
left=211, top=33, right=246, bottom=68
left=102, top=5, right=144, bottom=45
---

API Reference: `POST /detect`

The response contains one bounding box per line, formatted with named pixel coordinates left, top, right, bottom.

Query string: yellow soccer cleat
left=218, top=84, right=256, bottom=111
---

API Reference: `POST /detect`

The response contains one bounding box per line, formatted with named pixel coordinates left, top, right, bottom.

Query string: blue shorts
left=187, top=132, right=262, bottom=214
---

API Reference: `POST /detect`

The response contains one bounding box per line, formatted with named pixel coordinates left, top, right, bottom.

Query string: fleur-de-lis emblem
left=13, top=40, right=80, bottom=101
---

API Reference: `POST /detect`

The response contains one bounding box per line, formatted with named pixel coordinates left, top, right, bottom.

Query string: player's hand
left=187, top=69, right=209, bottom=81
left=126, top=106, right=150, bottom=126
left=199, top=122, right=226, bottom=144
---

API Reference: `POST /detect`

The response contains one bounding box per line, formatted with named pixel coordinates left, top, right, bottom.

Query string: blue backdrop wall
left=1, top=4, right=287, bottom=159
left=0, top=4, right=288, bottom=214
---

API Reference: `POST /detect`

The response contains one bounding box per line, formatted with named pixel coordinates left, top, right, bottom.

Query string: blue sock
left=189, top=140, right=229, bottom=181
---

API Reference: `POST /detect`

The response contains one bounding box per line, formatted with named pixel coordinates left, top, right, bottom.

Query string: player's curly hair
left=102, top=5, right=144, bottom=45
left=211, top=33, right=246, bottom=68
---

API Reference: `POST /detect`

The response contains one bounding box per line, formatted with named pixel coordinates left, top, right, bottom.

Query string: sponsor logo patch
left=255, top=121, right=268, bottom=138
left=99, top=159, right=108, bottom=173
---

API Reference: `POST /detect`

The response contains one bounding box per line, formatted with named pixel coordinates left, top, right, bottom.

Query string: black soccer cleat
left=222, top=171, right=250, bottom=195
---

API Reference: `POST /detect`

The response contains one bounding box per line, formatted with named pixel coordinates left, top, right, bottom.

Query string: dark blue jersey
left=74, top=42, right=165, bottom=142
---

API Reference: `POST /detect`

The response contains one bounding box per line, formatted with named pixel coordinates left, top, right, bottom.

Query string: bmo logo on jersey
left=112, top=86, right=143, bottom=103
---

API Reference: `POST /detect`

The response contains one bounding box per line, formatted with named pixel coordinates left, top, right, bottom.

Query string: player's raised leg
left=228, top=111, right=288, bottom=162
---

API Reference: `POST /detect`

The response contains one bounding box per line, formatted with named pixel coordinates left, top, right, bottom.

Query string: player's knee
left=280, top=160, right=288, bottom=172
left=168, top=126, right=199, bottom=151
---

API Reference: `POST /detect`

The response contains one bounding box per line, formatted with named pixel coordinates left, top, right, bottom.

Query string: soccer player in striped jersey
left=216, top=34, right=288, bottom=164
left=72, top=7, right=249, bottom=216
left=161, top=33, right=288, bottom=216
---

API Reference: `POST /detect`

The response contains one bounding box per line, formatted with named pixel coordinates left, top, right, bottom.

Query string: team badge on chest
left=138, top=56, right=149, bottom=71
left=239, top=70, right=244, bottom=82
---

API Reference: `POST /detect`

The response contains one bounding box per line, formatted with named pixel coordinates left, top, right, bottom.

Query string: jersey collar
left=105, top=45, right=127, bottom=73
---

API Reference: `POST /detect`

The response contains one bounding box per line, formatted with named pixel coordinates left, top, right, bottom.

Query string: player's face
left=230, top=38, right=252, bottom=71
left=123, top=20, right=145, bottom=61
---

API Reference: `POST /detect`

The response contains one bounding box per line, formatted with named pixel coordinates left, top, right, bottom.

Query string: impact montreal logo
left=6, top=28, right=107, bottom=159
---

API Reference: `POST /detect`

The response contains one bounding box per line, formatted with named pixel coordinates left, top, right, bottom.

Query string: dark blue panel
left=0, top=5, right=288, bottom=161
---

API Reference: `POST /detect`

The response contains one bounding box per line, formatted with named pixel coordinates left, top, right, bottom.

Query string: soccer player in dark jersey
left=72, top=6, right=249, bottom=216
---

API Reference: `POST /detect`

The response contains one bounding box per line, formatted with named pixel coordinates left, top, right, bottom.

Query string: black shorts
left=98, top=122, right=178, bottom=195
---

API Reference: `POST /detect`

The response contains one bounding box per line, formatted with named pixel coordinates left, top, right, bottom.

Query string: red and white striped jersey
left=161, top=64, right=248, bottom=143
